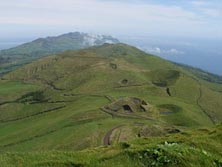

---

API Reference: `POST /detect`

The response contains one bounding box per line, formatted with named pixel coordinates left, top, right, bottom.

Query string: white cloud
left=191, top=1, right=207, bottom=6
left=145, top=47, right=161, bottom=54
left=143, top=47, right=184, bottom=56
left=201, top=8, right=222, bottom=17
left=190, top=1, right=222, bottom=18
left=167, top=49, right=184, bottom=55
left=0, top=1, right=201, bottom=28
left=0, top=0, right=221, bottom=38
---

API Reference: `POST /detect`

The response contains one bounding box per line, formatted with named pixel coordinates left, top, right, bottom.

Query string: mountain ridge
left=0, top=32, right=119, bottom=74
left=0, top=32, right=119, bottom=57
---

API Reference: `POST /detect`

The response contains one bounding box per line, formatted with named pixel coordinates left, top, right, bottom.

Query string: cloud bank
left=142, top=47, right=184, bottom=56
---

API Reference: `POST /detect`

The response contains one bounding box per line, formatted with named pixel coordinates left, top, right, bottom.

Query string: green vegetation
left=0, top=32, right=119, bottom=75
left=150, top=69, right=180, bottom=87
left=174, top=62, right=222, bottom=84
left=0, top=43, right=221, bottom=166
left=0, top=124, right=222, bottom=167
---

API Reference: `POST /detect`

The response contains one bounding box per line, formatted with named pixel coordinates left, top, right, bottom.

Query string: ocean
left=0, top=41, right=25, bottom=50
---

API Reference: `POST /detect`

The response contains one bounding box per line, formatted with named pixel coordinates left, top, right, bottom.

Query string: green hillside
left=0, top=43, right=222, bottom=166
left=174, top=62, right=222, bottom=84
left=1, top=124, right=221, bottom=167
left=0, top=32, right=119, bottom=75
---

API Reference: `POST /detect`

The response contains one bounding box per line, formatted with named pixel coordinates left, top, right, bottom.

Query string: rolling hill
left=0, top=32, right=119, bottom=75
left=0, top=43, right=222, bottom=166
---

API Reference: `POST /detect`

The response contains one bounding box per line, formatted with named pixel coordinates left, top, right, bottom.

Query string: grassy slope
left=0, top=43, right=222, bottom=166
left=0, top=124, right=221, bottom=167
left=0, top=32, right=119, bottom=75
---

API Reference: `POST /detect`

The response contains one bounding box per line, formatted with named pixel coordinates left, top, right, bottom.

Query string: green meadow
left=0, top=44, right=221, bottom=166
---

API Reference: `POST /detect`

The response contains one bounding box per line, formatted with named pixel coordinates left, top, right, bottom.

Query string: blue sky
left=0, top=0, right=221, bottom=39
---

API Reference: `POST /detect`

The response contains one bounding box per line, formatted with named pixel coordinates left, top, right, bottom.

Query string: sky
left=0, top=0, right=222, bottom=39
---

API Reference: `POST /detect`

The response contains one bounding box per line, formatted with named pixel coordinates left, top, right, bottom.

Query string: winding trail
left=0, top=105, right=66, bottom=123
left=103, top=125, right=124, bottom=146
left=0, top=115, right=107, bottom=149
left=100, top=107, right=156, bottom=121
left=113, top=83, right=149, bottom=89
left=63, top=93, right=113, bottom=102
left=192, top=77, right=215, bottom=124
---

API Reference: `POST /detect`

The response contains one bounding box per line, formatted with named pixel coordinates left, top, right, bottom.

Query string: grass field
left=0, top=43, right=221, bottom=166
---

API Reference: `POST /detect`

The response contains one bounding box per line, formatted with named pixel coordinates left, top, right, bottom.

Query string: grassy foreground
left=0, top=124, right=222, bottom=167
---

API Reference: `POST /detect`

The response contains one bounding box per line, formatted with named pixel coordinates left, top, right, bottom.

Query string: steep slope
left=0, top=32, right=119, bottom=74
left=0, top=44, right=222, bottom=166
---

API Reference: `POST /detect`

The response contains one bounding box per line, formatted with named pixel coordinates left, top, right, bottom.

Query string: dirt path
left=63, top=93, right=113, bottom=102
left=0, top=105, right=66, bottom=123
left=192, top=77, right=215, bottom=124
left=103, top=125, right=124, bottom=146
left=0, top=115, right=107, bottom=149
left=101, top=107, right=156, bottom=121
left=113, top=83, right=149, bottom=89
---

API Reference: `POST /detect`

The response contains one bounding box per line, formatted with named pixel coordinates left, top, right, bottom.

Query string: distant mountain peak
left=0, top=32, right=119, bottom=56
left=0, top=32, right=119, bottom=74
